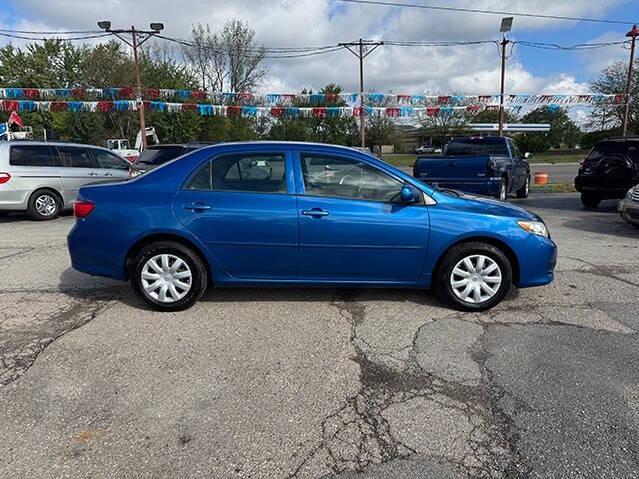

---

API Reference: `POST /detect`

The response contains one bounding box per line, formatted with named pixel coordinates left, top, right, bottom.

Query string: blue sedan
left=67, top=142, right=557, bottom=312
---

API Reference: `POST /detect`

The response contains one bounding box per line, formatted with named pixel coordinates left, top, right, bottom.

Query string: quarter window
left=300, top=154, right=403, bottom=203
left=187, top=162, right=212, bottom=190
left=94, top=149, right=129, bottom=170
left=9, top=145, right=59, bottom=167
left=57, top=146, right=95, bottom=168
left=211, top=154, right=287, bottom=193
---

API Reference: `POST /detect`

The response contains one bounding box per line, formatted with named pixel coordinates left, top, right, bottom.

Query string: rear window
left=444, top=139, right=508, bottom=156
left=587, top=142, right=639, bottom=162
left=137, top=147, right=186, bottom=165
left=9, top=145, right=60, bottom=167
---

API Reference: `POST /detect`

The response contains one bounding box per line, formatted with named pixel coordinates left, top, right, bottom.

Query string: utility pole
left=622, top=24, right=639, bottom=138
left=97, top=21, right=164, bottom=150
left=339, top=39, right=384, bottom=148
left=498, top=17, right=513, bottom=137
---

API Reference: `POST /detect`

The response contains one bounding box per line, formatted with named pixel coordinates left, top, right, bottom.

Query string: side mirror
left=524, top=152, right=531, bottom=159
left=400, top=185, right=419, bottom=203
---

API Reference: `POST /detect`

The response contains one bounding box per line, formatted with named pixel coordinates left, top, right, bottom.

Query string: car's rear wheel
left=516, top=175, right=530, bottom=198
left=435, top=242, right=513, bottom=312
left=131, top=241, right=208, bottom=312
left=581, top=192, right=601, bottom=208
left=27, top=189, right=61, bottom=221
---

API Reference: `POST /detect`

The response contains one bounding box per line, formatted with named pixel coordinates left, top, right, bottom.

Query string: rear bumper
left=574, top=175, right=636, bottom=199
left=618, top=199, right=639, bottom=225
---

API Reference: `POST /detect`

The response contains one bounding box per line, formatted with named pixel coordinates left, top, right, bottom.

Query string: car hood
left=459, top=193, right=542, bottom=221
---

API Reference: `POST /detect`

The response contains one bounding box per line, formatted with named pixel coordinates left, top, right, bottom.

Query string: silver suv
left=0, top=141, right=131, bottom=220
left=618, top=185, right=639, bottom=229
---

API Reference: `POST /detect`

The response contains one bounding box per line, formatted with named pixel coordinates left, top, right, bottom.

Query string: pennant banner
left=1, top=99, right=610, bottom=118
left=0, top=87, right=625, bottom=107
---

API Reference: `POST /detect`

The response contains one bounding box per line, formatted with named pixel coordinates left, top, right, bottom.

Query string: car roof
left=3, top=140, right=114, bottom=152
left=596, top=137, right=639, bottom=143
left=194, top=141, right=375, bottom=153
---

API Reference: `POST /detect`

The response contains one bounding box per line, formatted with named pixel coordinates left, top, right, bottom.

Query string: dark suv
left=575, top=138, right=639, bottom=207
left=131, top=142, right=217, bottom=176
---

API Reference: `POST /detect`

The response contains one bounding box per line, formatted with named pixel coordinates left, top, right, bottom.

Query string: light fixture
left=97, top=20, right=111, bottom=30
left=499, top=17, right=513, bottom=34
left=150, top=23, right=164, bottom=32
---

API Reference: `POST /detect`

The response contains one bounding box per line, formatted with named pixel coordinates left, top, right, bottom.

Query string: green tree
left=518, top=106, right=582, bottom=151
left=590, top=61, right=638, bottom=134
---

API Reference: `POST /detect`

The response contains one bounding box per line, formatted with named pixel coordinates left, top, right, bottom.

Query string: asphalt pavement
left=0, top=194, right=638, bottom=478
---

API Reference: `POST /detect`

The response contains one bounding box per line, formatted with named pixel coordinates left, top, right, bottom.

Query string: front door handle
left=88, top=172, right=99, bottom=176
left=302, top=208, right=329, bottom=217
left=104, top=172, right=113, bottom=177
left=183, top=202, right=211, bottom=211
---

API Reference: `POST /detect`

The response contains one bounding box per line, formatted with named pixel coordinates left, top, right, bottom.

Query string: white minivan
left=0, top=141, right=131, bottom=220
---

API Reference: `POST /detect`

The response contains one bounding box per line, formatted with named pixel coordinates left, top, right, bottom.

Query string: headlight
left=517, top=220, right=549, bottom=238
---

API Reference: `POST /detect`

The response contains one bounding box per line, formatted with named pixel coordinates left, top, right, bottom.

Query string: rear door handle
left=88, top=172, right=99, bottom=176
left=183, top=202, right=211, bottom=211
left=104, top=172, right=113, bottom=177
left=302, top=209, right=329, bottom=217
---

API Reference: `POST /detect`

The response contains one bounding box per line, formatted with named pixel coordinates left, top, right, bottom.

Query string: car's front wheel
left=435, top=242, right=513, bottom=312
left=131, top=241, right=208, bottom=311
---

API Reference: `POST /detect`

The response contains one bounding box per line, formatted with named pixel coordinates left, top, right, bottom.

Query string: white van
left=0, top=141, right=131, bottom=220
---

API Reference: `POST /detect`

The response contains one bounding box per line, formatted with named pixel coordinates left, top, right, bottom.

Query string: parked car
left=414, top=143, right=438, bottom=154
left=0, top=141, right=130, bottom=220
left=130, top=142, right=215, bottom=176
left=413, top=137, right=530, bottom=200
left=618, top=185, right=639, bottom=228
left=68, top=142, right=556, bottom=313
left=575, top=138, right=639, bottom=208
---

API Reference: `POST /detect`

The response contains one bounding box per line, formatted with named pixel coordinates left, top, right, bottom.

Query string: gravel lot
left=0, top=193, right=638, bottom=478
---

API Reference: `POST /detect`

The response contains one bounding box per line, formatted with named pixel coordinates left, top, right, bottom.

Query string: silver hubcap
left=141, top=254, right=192, bottom=303
left=500, top=182, right=507, bottom=200
left=35, top=194, right=57, bottom=216
left=450, top=255, right=502, bottom=304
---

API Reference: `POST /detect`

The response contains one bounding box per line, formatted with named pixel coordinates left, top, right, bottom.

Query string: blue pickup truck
left=412, top=137, right=531, bottom=200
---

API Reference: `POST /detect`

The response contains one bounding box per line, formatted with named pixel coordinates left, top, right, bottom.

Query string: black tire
left=581, top=192, right=601, bottom=208
left=130, top=241, right=208, bottom=312
left=516, top=175, right=530, bottom=198
left=27, top=189, right=61, bottom=221
left=435, top=242, right=513, bottom=312
left=0, top=211, right=9, bottom=217
left=496, top=176, right=508, bottom=201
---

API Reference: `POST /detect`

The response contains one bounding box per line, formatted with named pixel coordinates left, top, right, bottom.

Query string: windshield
left=137, top=147, right=186, bottom=165
left=587, top=142, right=639, bottom=162
left=445, top=139, right=508, bottom=156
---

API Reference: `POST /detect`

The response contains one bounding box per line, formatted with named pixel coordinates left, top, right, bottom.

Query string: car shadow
left=510, top=194, right=620, bottom=213
left=0, top=210, right=73, bottom=223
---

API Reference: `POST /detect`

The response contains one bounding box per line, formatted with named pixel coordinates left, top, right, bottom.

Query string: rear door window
left=588, top=142, right=639, bottom=162
left=57, top=146, right=97, bottom=168
left=212, top=154, right=287, bottom=193
left=9, top=145, right=60, bottom=167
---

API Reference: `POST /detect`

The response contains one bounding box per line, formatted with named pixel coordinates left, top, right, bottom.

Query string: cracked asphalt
left=0, top=193, right=638, bottom=478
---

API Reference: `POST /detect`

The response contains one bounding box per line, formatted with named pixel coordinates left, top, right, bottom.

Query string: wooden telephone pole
left=339, top=39, right=384, bottom=148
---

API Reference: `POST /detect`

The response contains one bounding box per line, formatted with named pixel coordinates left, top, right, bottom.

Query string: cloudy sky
left=1, top=0, right=638, bottom=99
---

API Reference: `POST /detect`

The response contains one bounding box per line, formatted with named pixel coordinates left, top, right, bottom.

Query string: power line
left=335, top=0, right=637, bottom=25
left=0, top=28, right=102, bottom=34
left=0, top=32, right=112, bottom=41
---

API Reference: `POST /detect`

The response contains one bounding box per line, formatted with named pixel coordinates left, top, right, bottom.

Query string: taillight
left=73, top=200, right=95, bottom=218
left=0, top=172, right=11, bottom=184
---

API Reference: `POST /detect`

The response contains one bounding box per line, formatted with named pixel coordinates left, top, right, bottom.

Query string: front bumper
left=618, top=199, right=639, bottom=225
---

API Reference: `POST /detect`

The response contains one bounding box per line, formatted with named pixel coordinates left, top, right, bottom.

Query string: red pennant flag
left=426, top=107, right=440, bottom=117
left=385, top=107, right=400, bottom=117
left=270, top=107, right=284, bottom=118
left=312, top=107, right=327, bottom=118
left=8, top=111, right=24, bottom=127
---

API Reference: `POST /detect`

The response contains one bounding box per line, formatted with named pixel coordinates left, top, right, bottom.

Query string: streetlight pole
left=97, top=21, right=164, bottom=150
left=339, top=39, right=384, bottom=148
left=622, top=24, right=639, bottom=138
left=498, top=17, right=513, bottom=137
